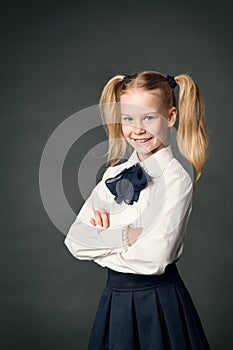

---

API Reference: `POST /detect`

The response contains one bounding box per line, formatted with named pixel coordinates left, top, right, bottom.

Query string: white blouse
left=64, top=145, right=193, bottom=275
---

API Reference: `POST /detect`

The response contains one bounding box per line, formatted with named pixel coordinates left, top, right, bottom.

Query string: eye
left=121, top=116, right=133, bottom=122
left=144, top=115, right=154, bottom=120
left=145, top=113, right=160, bottom=120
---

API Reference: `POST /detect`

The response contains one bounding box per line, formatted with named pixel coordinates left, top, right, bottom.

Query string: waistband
left=106, top=262, right=182, bottom=291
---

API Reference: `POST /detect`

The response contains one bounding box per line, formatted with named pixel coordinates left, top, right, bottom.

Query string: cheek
left=148, top=119, right=168, bottom=136
left=121, top=125, right=131, bottom=138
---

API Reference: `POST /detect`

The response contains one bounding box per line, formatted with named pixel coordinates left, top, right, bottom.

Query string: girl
left=64, top=70, right=211, bottom=349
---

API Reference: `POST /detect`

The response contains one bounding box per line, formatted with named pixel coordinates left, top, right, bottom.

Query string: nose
left=134, top=127, right=145, bottom=134
left=131, top=120, right=146, bottom=131
left=133, top=123, right=146, bottom=134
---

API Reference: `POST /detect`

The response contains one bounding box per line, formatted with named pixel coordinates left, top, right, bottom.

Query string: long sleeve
left=93, top=164, right=193, bottom=275
left=64, top=168, right=130, bottom=260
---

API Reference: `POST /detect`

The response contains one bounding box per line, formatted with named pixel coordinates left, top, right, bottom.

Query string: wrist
left=122, top=224, right=133, bottom=246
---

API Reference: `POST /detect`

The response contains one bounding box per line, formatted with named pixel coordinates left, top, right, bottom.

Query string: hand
left=90, top=208, right=110, bottom=228
left=127, top=227, right=143, bottom=246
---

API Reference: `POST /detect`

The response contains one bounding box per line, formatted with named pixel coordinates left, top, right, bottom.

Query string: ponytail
left=99, top=75, right=130, bottom=166
left=175, top=74, right=209, bottom=192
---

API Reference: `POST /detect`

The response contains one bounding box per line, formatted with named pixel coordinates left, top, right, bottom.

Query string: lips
left=132, top=137, right=153, bottom=143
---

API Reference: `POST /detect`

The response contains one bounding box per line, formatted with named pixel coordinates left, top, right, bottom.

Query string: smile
left=132, top=137, right=153, bottom=144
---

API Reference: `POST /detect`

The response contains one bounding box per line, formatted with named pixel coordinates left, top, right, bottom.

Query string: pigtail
left=175, top=74, right=209, bottom=192
left=99, top=75, right=130, bottom=167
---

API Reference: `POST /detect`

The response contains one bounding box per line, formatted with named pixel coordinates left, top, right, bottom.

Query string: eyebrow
left=120, top=111, right=158, bottom=117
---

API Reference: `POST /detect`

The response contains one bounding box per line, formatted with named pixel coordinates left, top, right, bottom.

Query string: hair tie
left=122, top=74, right=132, bottom=83
left=166, top=74, right=178, bottom=89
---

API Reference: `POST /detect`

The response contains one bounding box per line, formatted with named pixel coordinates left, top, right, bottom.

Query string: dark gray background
left=1, top=0, right=232, bottom=349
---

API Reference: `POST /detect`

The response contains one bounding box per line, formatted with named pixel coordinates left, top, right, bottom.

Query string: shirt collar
left=127, top=144, right=174, bottom=177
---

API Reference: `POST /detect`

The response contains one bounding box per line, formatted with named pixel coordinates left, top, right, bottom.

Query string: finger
left=90, top=218, right=96, bottom=226
left=100, top=212, right=109, bottom=228
left=94, top=210, right=103, bottom=226
left=99, top=208, right=110, bottom=228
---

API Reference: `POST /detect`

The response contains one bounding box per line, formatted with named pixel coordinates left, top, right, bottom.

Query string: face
left=120, top=88, right=177, bottom=161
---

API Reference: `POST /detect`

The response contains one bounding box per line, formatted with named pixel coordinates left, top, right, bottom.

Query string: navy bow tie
left=105, top=163, right=152, bottom=205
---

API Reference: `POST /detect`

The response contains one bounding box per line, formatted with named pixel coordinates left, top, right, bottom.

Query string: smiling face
left=120, top=88, right=177, bottom=161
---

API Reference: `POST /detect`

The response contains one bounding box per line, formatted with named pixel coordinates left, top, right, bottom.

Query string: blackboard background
left=1, top=0, right=232, bottom=349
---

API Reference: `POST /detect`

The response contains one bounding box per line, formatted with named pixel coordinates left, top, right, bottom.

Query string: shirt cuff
left=122, top=223, right=133, bottom=246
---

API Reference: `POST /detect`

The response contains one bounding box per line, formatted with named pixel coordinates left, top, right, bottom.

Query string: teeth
left=134, top=138, right=150, bottom=142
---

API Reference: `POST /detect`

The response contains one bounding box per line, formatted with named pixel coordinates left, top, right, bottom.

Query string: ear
left=168, top=107, right=177, bottom=127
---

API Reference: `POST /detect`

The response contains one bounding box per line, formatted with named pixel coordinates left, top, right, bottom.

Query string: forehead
left=120, top=88, right=164, bottom=115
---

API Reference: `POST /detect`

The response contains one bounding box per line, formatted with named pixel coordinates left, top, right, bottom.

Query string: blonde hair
left=99, top=70, right=209, bottom=192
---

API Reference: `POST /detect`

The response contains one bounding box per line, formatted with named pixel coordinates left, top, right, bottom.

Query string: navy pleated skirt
left=88, top=262, right=211, bottom=350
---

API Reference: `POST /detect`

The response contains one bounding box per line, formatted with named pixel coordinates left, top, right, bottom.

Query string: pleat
left=173, top=280, right=211, bottom=350
left=156, top=282, right=190, bottom=349
left=133, top=288, right=165, bottom=349
left=109, top=290, right=140, bottom=350
left=88, top=286, right=112, bottom=350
